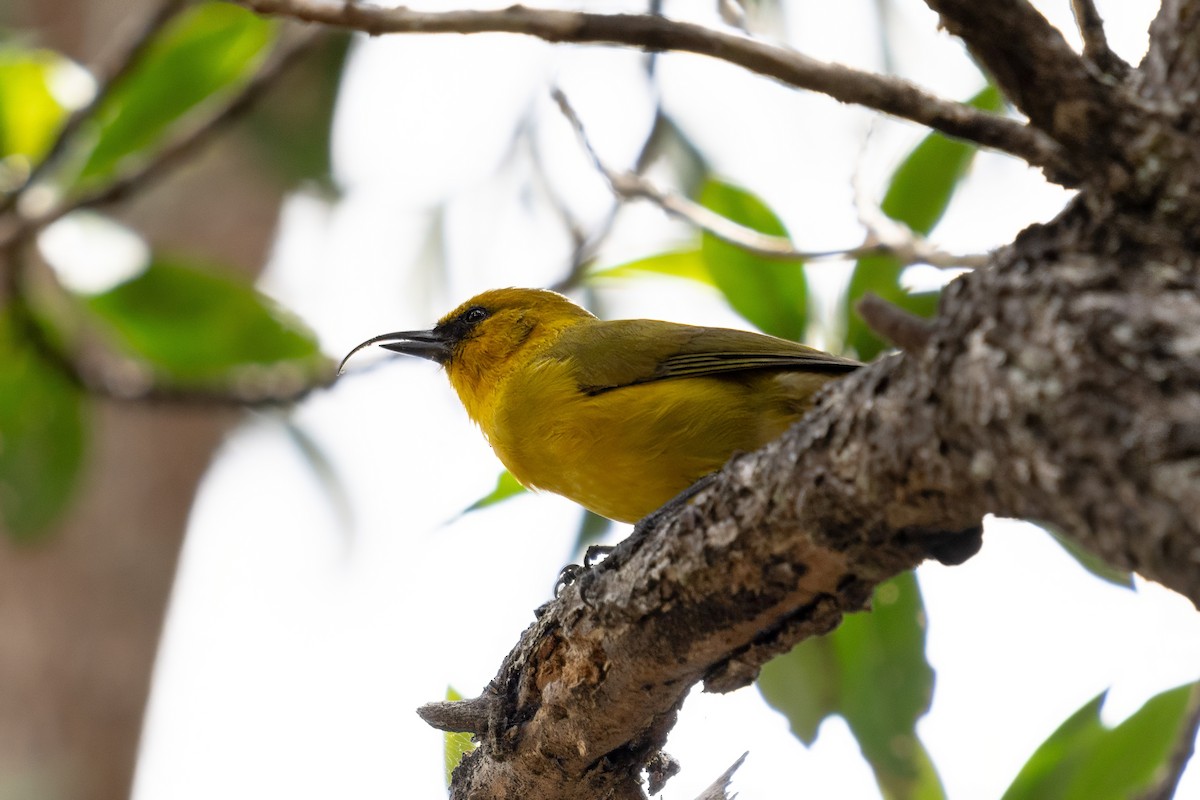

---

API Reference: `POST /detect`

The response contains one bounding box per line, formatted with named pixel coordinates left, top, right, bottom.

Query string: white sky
left=128, top=2, right=1200, bottom=799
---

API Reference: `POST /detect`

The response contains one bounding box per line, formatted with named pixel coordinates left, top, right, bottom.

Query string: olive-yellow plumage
left=342, top=288, right=859, bottom=523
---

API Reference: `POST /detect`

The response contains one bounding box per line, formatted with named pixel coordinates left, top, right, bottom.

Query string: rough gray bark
left=409, top=2, right=1200, bottom=798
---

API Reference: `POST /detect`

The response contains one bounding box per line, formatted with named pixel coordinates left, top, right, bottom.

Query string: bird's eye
left=462, top=306, right=488, bottom=324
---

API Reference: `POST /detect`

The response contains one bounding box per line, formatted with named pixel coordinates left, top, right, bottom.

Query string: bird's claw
left=552, top=545, right=615, bottom=597
left=554, top=563, right=585, bottom=597
left=583, top=544, right=614, bottom=567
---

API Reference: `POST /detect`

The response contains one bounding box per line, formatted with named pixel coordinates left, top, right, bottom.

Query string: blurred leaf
left=73, top=2, right=274, bottom=185
left=590, top=248, right=712, bottom=285
left=82, top=257, right=324, bottom=385
left=461, top=470, right=527, bottom=516
left=1002, top=682, right=1199, bottom=800
left=241, top=32, right=350, bottom=190
left=0, top=47, right=68, bottom=163
left=1043, top=525, right=1135, bottom=590
left=759, top=573, right=945, bottom=800
left=758, top=624, right=838, bottom=744
left=0, top=310, right=87, bottom=540
left=699, top=178, right=807, bottom=340
left=879, top=84, right=1002, bottom=235
left=844, top=84, right=1002, bottom=360
left=443, top=686, right=477, bottom=787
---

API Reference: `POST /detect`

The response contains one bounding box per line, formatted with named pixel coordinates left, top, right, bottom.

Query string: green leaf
left=81, top=257, right=324, bottom=385
left=1002, top=682, right=1199, bottom=800
left=844, top=84, right=1002, bottom=360
left=461, top=470, right=527, bottom=515
left=73, top=2, right=274, bottom=185
left=757, top=625, right=838, bottom=744
left=0, top=309, right=88, bottom=540
left=699, top=179, right=807, bottom=340
left=1042, top=525, right=1135, bottom=590
left=589, top=248, right=712, bottom=285
left=759, top=573, right=945, bottom=800
left=0, top=47, right=69, bottom=164
left=879, top=84, right=1003, bottom=236
left=443, top=686, right=477, bottom=787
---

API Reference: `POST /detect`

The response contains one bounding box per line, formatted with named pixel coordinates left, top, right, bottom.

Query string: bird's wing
left=555, top=320, right=861, bottom=395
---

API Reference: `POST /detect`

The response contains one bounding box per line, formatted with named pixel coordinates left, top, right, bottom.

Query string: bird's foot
left=553, top=544, right=614, bottom=597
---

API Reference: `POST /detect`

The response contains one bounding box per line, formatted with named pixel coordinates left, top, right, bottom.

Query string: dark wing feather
left=551, top=319, right=861, bottom=395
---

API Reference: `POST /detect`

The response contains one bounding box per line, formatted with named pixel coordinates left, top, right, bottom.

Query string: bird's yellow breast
left=479, top=354, right=819, bottom=522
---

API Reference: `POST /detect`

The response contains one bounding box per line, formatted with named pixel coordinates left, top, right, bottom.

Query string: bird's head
left=339, top=288, right=595, bottom=422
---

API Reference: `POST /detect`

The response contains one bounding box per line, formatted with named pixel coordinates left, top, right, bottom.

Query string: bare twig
left=851, top=156, right=989, bottom=269
left=1069, top=0, right=1130, bottom=78
left=417, top=694, right=497, bottom=736
left=547, top=0, right=670, bottom=295
left=0, top=0, right=188, bottom=213
left=553, top=88, right=986, bottom=269
left=694, top=753, right=747, bottom=800
left=856, top=292, right=933, bottom=353
left=232, top=0, right=1072, bottom=181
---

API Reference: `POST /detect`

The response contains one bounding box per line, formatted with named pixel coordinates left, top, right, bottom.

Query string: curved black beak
left=338, top=329, right=452, bottom=375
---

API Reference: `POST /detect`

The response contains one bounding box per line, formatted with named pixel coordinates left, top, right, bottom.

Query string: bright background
left=123, top=2, right=1200, bottom=798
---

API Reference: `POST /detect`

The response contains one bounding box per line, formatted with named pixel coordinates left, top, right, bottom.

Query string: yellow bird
left=341, top=288, right=860, bottom=524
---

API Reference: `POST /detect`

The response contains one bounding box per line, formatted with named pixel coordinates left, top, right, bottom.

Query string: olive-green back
left=550, top=319, right=861, bottom=395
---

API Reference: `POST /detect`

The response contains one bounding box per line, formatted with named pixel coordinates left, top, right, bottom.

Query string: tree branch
left=856, top=292, right=933, bottom=353
left=922, top=0, right=1117, bottom=158
left=231, top=0, right=1073, bottom=182
left=1069, top=0, right=1129, bottom=77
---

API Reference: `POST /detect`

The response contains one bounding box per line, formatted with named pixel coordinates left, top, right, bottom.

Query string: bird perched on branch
left=340, top=288, right=860, bottom=524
